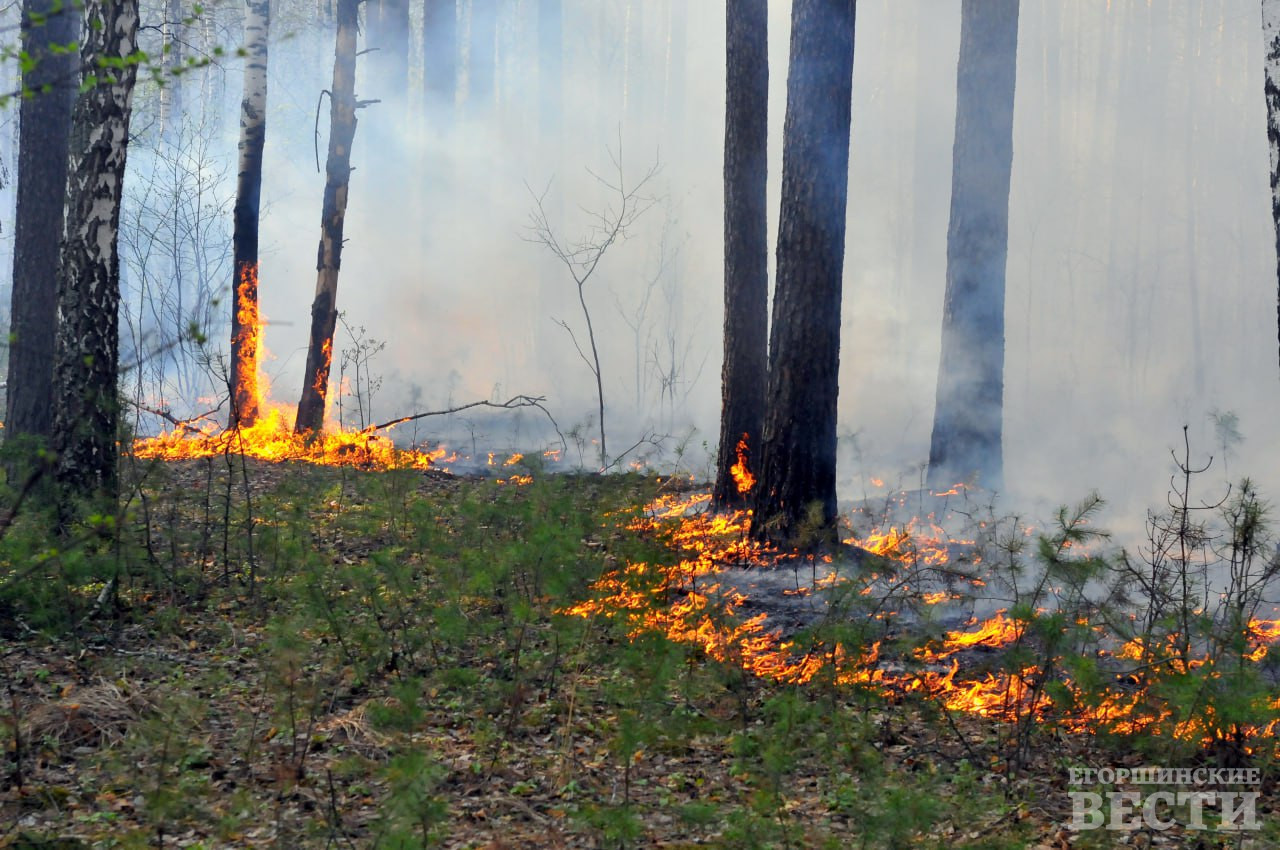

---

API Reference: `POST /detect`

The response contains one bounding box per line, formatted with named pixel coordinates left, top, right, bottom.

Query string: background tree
left=713, top=0, right=768, bottom=510
left=230, top=0, right=271, bottom=427
left=468, top=0, right=496, bottom=116
left=750, top=0, right=855, bottom=545
left=52, top=0, right=142, bottom=500
left=367, top=0, right=409, bottom=99
left=295, top=0, right=363, bottom=434
left=925, top=0, right=1019, bottom=492
left=423, top=0, right=457, bottom=115
left=1262, top=0, right=1280, bottom=369
left=5, top=0, right=78, bottom=455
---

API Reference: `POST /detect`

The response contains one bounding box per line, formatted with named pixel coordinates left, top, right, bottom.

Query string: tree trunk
left=749, top=0, right=855, bottom=546
left=925, top=0, right=1019, bottom=492
left=295, top=0, right=360, bottom=434
left=713, top=0, right=768, bottom=510
left=230, top=0, right=270, bottom=428
left=538, top=0, right=561, bottom=141
left=468, top=0, right=497, bottom=115
left=368, top=0, right=409, bottom=99
left=424, top=0, right=457, bottom=114
left=1261, top=0, right=1280, bottom=369
left=52, top=0, right=141, bottom=501
left=6, top=0, right=78, bottom=449
left=159, top=0, right=184, bottom=139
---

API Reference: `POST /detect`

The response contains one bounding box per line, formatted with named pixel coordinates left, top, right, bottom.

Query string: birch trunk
left=230, top=0, right=270, bottom=427
left=52, top=0, right=141, bottom=500
left=295, top=0, right=360, bottom=434
left=1261, top=0, right=1280, bottom=368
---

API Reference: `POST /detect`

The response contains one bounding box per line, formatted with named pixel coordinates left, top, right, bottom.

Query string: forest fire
left=568, top=489, right=1280, bottom=751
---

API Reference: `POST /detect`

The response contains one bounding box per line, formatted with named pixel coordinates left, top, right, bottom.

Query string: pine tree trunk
left=6, top=0, right=77, bottom=447
left=538, top=0, right=560, bottom=140
left=925, top=0, right=1018, bottom=492
left=368, top=0, right=409, bottom=99
left=230, top=0, right=270, bottom=428
left=52, top=0, right=141, bottom=500
left=468, top=0, right=497, bottom=115
left=424, top=0, right=457, bottom=114
left=749, top=0, right=855, bottom=545
left=713, top=0, right=768, bottom=510
left=1261, top=0, right=1280, bottom=369
left=295, top=0, right=360, bottom=435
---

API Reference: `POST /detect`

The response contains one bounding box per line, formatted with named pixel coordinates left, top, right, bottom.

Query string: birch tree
left=1261, top=0, right=1280, bottom=368
left=749, top=0, right=855, bottom=545
left=230, top=0, right=270, bottom=427
left=52, top=0, right=142, bottom=500
left=295, top=0, right=363, bottom=434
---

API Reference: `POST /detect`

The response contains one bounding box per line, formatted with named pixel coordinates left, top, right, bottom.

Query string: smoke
left=0, top=0, right=1273, bottom=544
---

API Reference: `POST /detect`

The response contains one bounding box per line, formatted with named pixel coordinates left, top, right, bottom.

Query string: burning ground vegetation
left=3, top=447, right=1280, bottom=847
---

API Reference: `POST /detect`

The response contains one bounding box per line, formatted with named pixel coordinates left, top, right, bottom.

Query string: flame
left=729, top=434, right=755, bottom=495
left=567, top=488, right=1280, bottom=751
left=231, top=262, right=261, bottom=425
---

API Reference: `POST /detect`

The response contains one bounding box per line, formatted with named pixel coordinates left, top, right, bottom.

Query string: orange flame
left=729, top=434, right=755, bottom=495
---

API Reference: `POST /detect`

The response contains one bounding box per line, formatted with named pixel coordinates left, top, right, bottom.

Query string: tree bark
left=713, top=0, right=768, bottom=510
left=925, top=0, right=1019, bottom=492
left=52, top=0, right=141, bottom=500
left=230, top=0, right=270, bottom=428
left=6, top=0, right=78, bottom=449
left=749, top=0, right=855, bottom=545
left=1261, top=0, right=1280, bottom=369
left=295, top=0, right=360, bottom=434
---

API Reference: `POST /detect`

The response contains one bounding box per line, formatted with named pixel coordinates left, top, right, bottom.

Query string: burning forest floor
left=1, top=454, right=1279, bottom=848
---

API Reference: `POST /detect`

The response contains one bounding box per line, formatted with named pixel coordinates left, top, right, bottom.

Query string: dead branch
left=365, top=395, right=566, bottom=452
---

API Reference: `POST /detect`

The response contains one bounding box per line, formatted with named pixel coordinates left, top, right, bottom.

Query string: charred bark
left=5, top=0, right=78, bottom=449
left=749, top=0, right=855, bottom=545
left=230, top=0, right=270, bottom=428
left=713, top=0, right=768, bottom=511
left=424, top=0, right=457, bottom=113
left=1262, top=0, right=1280, bottom=369
left=295, top=0, right=361, bottom=435
left=51, top=0, right=141, bottom=500
left=926, top=0, right=1018, bottom=492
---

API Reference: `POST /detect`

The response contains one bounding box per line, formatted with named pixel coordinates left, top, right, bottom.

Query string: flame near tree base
left=566, top=488, right=1280, bottom=755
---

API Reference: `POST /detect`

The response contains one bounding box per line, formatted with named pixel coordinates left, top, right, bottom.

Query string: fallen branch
left=365, top=395, right=566, bottom=453
left=125, top=397, right=224, bottom=430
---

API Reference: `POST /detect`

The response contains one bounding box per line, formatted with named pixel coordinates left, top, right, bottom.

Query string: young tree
left=925, top=0, right=1019, bottom=492
left=295, top=0, right=363, bottom=434
left=712, top=0, right=768, bottom=510
left=52, top=0, right=142, bottom=499
left=1262, top=0, right=1280, bottom=368
left=5, top=0, right=78, bottom=451
left=749, top=0, right=855, bottom=545
left=230, top=0, right=271, bottom=427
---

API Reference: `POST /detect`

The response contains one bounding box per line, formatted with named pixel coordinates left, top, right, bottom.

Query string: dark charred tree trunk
left=6, top=0, right=78, bottom=451
left=424, top=0, right=457, bottom=114
left=51, top=0, right=141, bottom=501
left=749, top=0, right=855, bottom=545
left=1262, top=0, right=1280, bottom=369
left=468, top=0, right=497, bottom=115
left=295, top=0, right=361, bottom=434
left=368, top=0, right=409, bottom=98
left=230, top=0, right=270, bottom=428
left=925, top=0, right=1019, bottom=492
left=713, top=0, right=768, bottom=510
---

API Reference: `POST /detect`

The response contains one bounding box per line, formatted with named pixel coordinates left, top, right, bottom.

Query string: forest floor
left=0, top=458, right=1276, bottom=849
